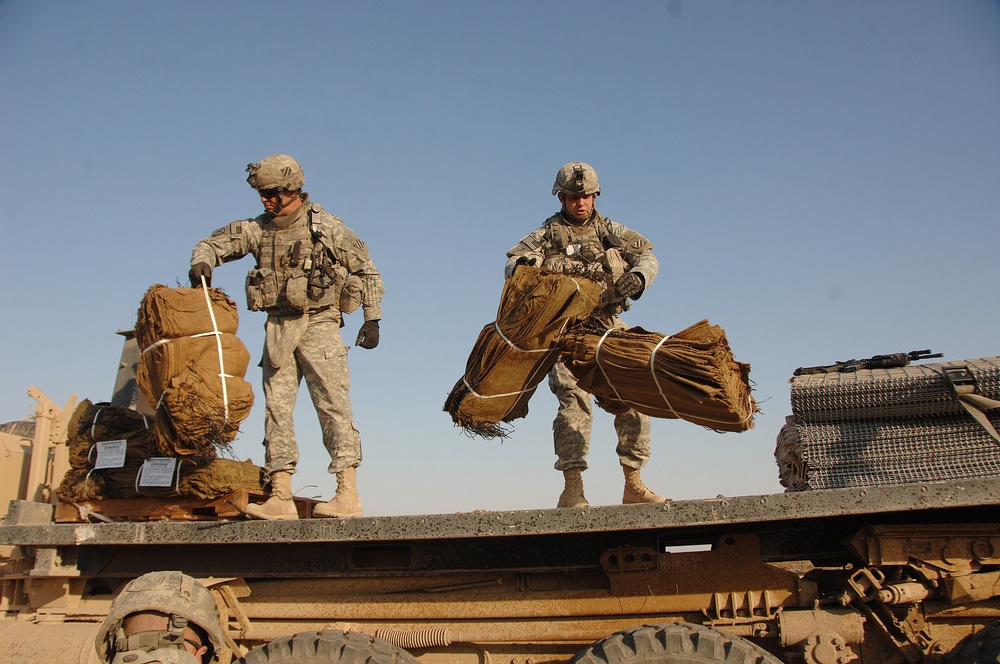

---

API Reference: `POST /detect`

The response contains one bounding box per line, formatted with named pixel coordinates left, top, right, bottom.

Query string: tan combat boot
left=622, top=466, right=667, bottom=504
left=244, top=471, right=298, bottom=520
left=313, top=466, right=364, bottom=518
left=557, top=468, right=589, bottom=508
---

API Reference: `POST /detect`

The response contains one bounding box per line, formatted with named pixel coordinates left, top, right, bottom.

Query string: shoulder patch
left=212, top=220, right=243, bottom=236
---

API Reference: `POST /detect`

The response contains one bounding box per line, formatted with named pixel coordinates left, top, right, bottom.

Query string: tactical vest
left=541, top=215, right=627, bottom=283
left=542, top=214, right=653, bottom=316
left=245, top=206, right=345, bottom=315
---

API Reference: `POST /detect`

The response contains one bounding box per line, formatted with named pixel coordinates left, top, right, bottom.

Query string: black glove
left=355, top=320, right=380, bottom=349
left=509, top=256, right=533, bottom=277
left=614, top=272, right=645, bottom=300
left=189, top=262, right=213, bottom=288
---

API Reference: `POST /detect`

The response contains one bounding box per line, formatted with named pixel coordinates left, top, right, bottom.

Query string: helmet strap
left=113, top=615, right=188, bottom=653
left=270, top=189, right=304, bottom=216
left=271, top=188, right=287, bottom=215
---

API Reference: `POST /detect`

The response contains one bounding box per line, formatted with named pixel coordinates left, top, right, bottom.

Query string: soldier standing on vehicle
left=95, top=571, right=226, bottom=664
left=189, top=154, right=383, bottom=520
left=505, top=162, right=666, bottom=508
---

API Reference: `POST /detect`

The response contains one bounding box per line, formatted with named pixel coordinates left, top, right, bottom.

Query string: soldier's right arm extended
left=190, top=219, right=259, bottom=267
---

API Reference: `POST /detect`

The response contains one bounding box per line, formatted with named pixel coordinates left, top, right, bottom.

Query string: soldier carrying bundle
left=447, top=162, right=756, bottom=509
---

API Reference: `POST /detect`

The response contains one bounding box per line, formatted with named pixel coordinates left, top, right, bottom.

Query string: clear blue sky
left=2, top=1, right=998, bottom=516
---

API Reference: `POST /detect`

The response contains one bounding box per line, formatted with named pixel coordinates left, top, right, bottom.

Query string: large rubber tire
left=946, top=620, right=1000, bottom=663
left=238, top=630, right=420, bottom=664
left=570, top=623, right=785, bottom=664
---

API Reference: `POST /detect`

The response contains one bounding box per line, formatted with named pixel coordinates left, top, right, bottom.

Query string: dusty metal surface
left=4, top=476, right=1000, bottom=547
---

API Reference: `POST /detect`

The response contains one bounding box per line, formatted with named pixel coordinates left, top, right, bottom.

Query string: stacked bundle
left=776, top=356, right=1000, bottom=491
left=135, top=285, right=255, bottom=457
left=57, top=400, right=264, bottom=502
left=444, top=266, right=603, bottom=437
left=57, top=399, right=149, bottom=501
left=559, top=319, right=756, bottom=432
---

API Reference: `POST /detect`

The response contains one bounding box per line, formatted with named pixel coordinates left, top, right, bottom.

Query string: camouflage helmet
left=552, top=161, right=600, bottom=196
left=245, top=154, right=305, bottom=191
left=95, top=571, right=225, bottom=664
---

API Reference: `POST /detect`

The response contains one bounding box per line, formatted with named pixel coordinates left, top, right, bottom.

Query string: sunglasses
left=258, top=188, right=283, bottom=199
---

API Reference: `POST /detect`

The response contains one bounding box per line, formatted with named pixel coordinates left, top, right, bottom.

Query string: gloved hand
left=355, top=320, right=380, bottom=349
left=508, top=255, right=537, bottom=278
left=614, top=272, right=645, bottom=300
left=189, top=262, right=213, bottom=288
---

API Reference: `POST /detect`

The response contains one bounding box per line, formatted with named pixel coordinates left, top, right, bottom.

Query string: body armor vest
left=541, top=214, right=637, bottom=317
left=245, top=209, right=344, bottom=315
left=542, top=216, right=626, bottom=283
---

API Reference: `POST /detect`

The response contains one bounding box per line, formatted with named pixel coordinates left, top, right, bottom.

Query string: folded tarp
left=56, top=400, right=265, bottom=502
left=558, top=319, right=756, bottom=432
left=135, top=284, right=254, bottom=457
left=445, top=266, right=604, bottom=437
left=135, top=285, right=239, bottom=349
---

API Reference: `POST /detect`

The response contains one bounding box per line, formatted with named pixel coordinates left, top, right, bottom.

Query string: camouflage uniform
left=191, top=194, right=383, bottom=477
left=505, top=209, right=658, bottom=472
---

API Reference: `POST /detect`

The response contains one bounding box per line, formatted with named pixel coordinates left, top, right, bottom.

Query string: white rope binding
left=463, top=276, right=587, bottom=401
left=199, top=276, right=230, bottom=424
left=591, top=329, right=754, bottom=430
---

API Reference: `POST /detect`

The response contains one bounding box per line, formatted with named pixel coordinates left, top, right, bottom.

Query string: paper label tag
left=93, top=440, right=128, bottom=469
left=139, top=457, right=178, bottom=487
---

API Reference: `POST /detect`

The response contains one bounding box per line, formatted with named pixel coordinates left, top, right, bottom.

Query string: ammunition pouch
left=248, top=208, right=362, bottom=315
left=245, top=267, right=276, bottom=311
left=285, top=272, right=309, bottom=309
left=340, top=274, right=363, bottom=314
left=247, top=247, right=346, bottom=314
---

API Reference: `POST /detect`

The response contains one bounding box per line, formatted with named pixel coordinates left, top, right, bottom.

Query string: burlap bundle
left=103, top=455, right=264, bottom=500
left=58, top=467, right=109, bottom=502
left=445, top=266, right=604, bottom=437
left=56, top=400, right=264, bottom=503
left=135, top=284, right=255, bottom=456
left=62, top=444, right=264, bottom=501
left=178, top=458, right=265, bottom=499
left=63, top=400, right=153, bottom=470
left=558, top=319, right=757, bottom=432
left=97, top=430, right=159, bottom=497
left=139, top=334, right=251, bottom=388
left=136, top=284, right=239, bottom=350
left=149, top=369, right=254, bottom=456
left=58, top=400, right=152, bottom=501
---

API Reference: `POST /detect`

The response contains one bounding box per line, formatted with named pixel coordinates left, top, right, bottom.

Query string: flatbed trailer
left=4, top=462, right=1000, bottom=663
left=4, top=350, right=1000, bottom=664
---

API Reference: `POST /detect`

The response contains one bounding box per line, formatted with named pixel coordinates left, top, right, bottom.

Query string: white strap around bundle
left=138, top=281, right=233, bottom=425
left=593, top=329, right=755, bottom=429
left=199, top=277, right=230, bottom=424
